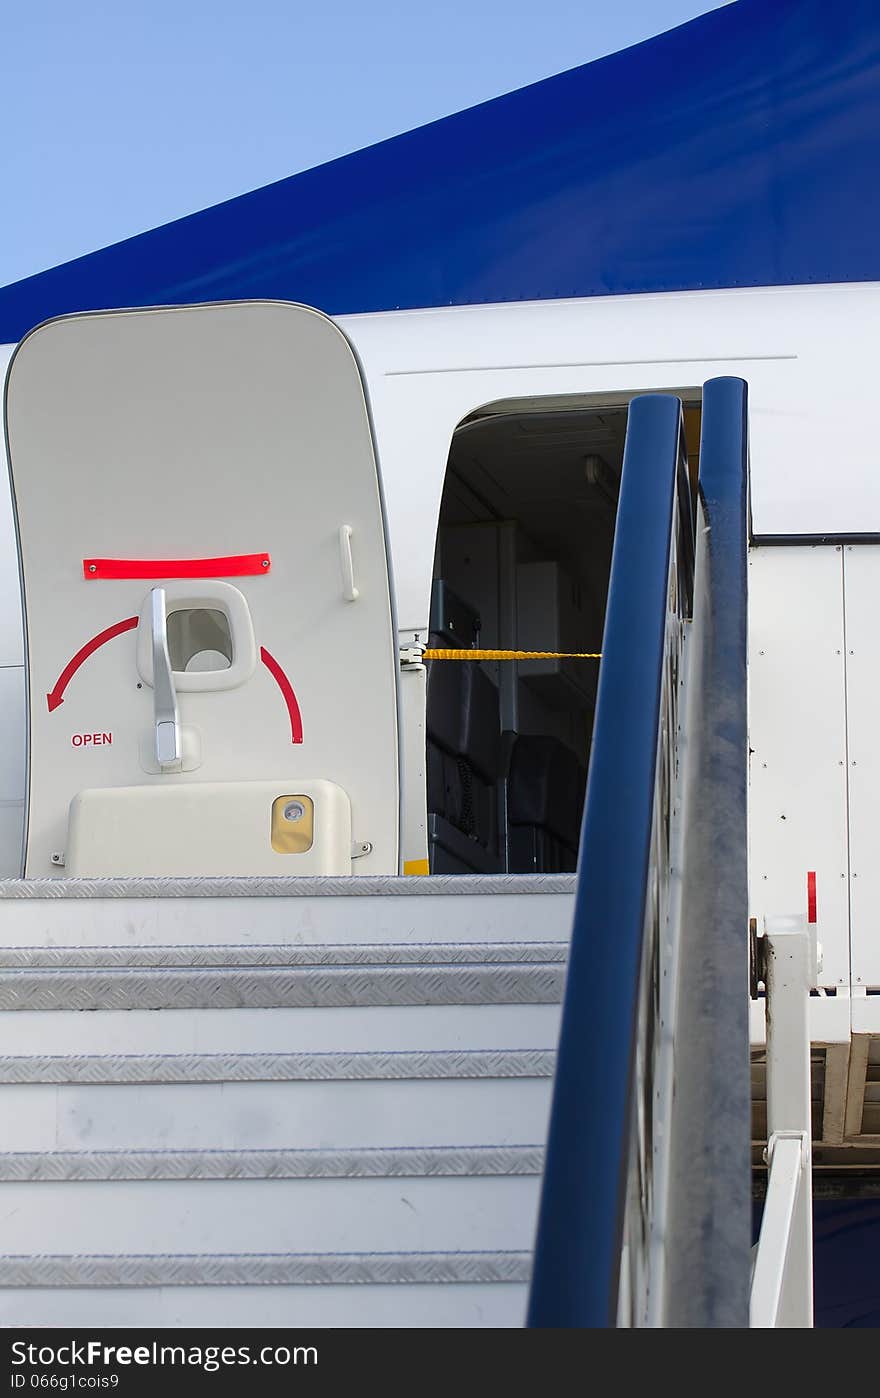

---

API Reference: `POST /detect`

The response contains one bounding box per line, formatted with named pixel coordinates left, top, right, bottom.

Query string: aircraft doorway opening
left=426, top=394, right=700, bottom=875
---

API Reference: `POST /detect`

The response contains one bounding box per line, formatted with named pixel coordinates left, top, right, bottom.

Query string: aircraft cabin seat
left=506, top=734, right=585, bottom=873
left=426, top=656, right=502, bottom=875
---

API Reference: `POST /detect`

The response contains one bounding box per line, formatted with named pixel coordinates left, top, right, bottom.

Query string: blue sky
left=3, top=1, right=732, bottom=286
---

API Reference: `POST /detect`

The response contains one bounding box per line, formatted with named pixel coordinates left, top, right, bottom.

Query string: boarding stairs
left=0, top=874, right=571, bottom=1328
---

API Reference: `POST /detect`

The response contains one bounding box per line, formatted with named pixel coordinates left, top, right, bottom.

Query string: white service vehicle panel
left=4, top=301, right=399, bottom=877
left=840, top=545, right=880, bottom=989
left=748, top=546, right=849, bottom=987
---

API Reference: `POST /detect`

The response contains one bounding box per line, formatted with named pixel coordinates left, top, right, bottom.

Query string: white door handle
left=150, top=587, right=182, bottom=769
left=338, top=524, right=360, bottom=602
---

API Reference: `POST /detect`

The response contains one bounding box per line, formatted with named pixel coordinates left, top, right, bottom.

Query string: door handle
left=150, top=587, right=182, bottom=769
left=338, top=525, right=360, bottom=602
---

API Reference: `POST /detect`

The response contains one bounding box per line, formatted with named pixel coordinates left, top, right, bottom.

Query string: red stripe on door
left=83, top=553, right=271, bottom=580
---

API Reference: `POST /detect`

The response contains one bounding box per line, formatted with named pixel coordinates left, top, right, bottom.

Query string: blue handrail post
left=527, top=394, right=686, bottom=1327
left=527, top=378, right=750, bottom=1328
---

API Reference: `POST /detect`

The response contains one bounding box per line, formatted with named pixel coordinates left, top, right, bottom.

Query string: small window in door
left=167, top=607, right=233, bottom=674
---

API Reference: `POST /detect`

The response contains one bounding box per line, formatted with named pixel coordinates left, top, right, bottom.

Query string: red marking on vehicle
left=807, top=870, right=817, bottom=924
left=260, top=647, right=303, bottom=744
left=47, top=617, right=139, bottom=713
left=83, top=553, right=271, bottom=581
left=72, top=732, right=112, bottom=747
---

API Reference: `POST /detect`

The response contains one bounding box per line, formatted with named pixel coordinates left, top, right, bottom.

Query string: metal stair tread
left=0, top=1047, right=557, bottom=1083
left=0, top=1143, right=546, bottom=1181
left=0, top=940, right=570, bottom=968
left=0, top=874, right=578, bottom=900
left=0, top=1249, right=534, bottom=1287
left=0, top=963, right=565, bottom=1011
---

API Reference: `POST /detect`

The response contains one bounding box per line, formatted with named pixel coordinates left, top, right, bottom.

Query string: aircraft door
left=4, top=301, right=399, bottom=877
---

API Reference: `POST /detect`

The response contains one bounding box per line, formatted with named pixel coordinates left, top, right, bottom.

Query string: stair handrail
left=661, top=376, right=751, bottom=1327
left=527, top=378, right=750, bottom=1327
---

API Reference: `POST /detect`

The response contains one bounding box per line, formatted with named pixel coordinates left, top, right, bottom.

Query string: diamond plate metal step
left=0, top=876, right=574, bottom=1327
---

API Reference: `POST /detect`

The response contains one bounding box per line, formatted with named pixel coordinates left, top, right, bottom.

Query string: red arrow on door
left=46, top=616, right=139, bottom=712
left=47, top=621, right=304, bottom=744
left=260, top=647, right=304, bottom=744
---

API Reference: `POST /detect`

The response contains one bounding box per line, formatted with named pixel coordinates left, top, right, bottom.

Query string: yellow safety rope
left=422, top=648, right=601, bottom=660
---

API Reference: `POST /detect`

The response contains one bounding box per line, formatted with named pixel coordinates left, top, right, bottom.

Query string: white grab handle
left=338, top=524, right=360, bottom=602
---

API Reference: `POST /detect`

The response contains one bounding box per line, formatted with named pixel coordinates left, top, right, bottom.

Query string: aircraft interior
left=428, top=394, right=700, bottom=875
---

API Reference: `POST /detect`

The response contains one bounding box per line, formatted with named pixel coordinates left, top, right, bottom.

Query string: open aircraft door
left=4, top=301, right=399, bottom=877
